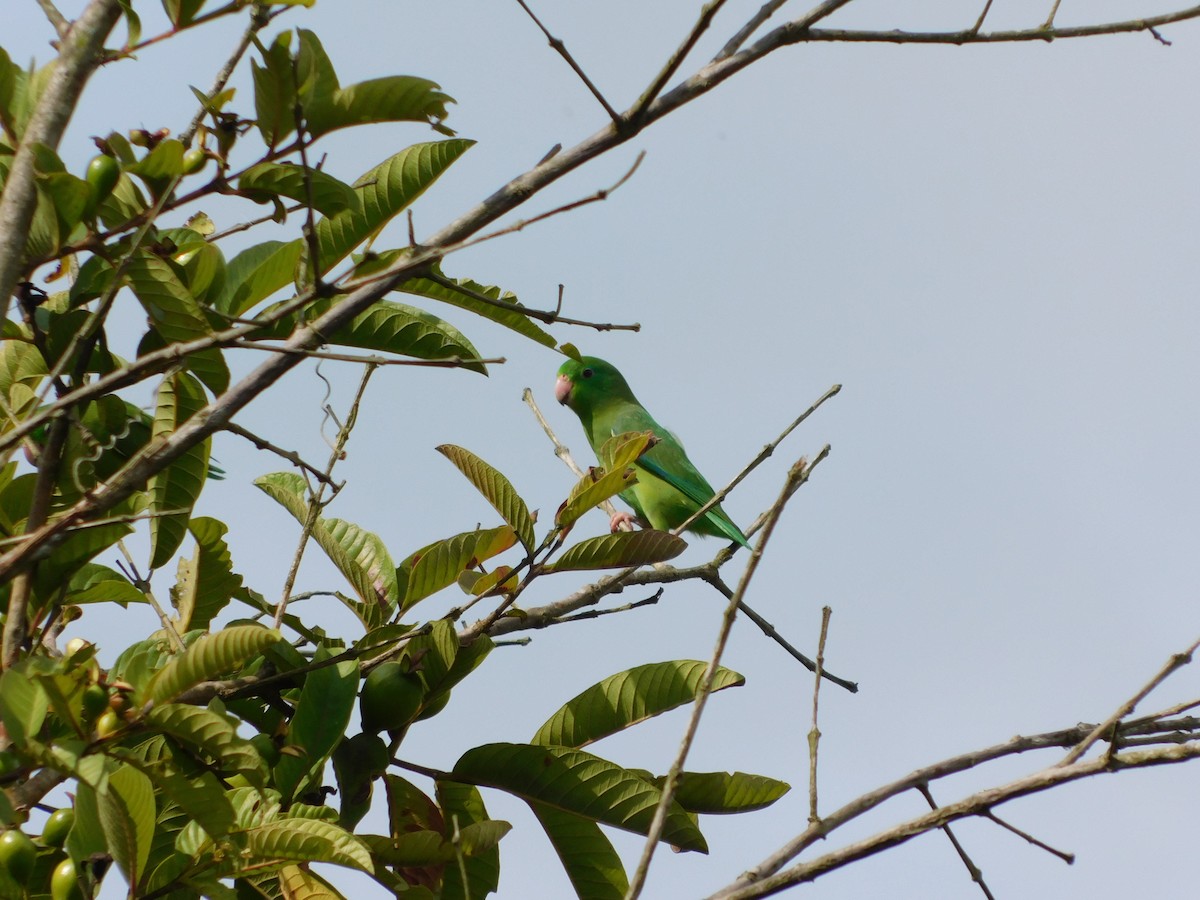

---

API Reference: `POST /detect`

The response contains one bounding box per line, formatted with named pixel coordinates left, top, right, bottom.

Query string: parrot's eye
left=581, top=368, right=593, bottom=379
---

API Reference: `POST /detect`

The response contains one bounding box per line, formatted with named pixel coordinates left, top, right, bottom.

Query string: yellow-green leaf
left=146, top=625, right=281, bottom=705
left=436, top=445, right=535, bottom=551
left=545, top=531, right=686, bottom=573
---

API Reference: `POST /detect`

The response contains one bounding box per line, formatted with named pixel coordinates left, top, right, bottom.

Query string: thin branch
left=1043, top=0, right=1063, bottom=30
left=673, top=383, right=841, bottom=541
left=231, top=341, right=504, bottom=369
left=1059, top=633, right=1200, bottom=765
left=807, top=606, right=831, bottom=822
left=971, top=0, right=995, bottom=35
left=629, top=0, right=731, bottom=123
left=273, top=364, right=378, bottom=629
left=36, top=0, right=70, bottom=39
left=513, top=0, right=619, bottom=123
left=422, top=270, right=640, bottom=333
left=223, top=422, right=341, bottom=489
left=627, top=454, right=814, bottom=898
left=718, top=0, right=855, bottom=60
left=981, top=810, right=1075, bottom=865
left=179, top=3, right=272, bottom=145
left=918, top=784, right=995, bottom=900
left=791, top=9, right=1200, bottom=46
left=116, top=541, right=185, bottom=653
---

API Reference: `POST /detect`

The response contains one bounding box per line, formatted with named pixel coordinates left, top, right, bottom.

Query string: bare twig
left=223, top=422, right=342, bottom=489
left=674, top=383, right=841, bottom=542
left=971, top=0, right=995, bottom=35
left=116, top=541, right=185, bottom=652
left=1059, top=634, right=1200, bottom=765
left=1043, top=0, right=1063, bottom=30
left=36, top=0, right=70, bottom=39
left=627, top=454, right=814, bottom=898
left=719, top=0, right=855, bottom=60
left=231, top=341, right=504, bottom=369
left=982, top=810, right=1075, bottom=864
left=513, top=0, right=619, bottom=122
left=274, top=364, right=378, bottom=628
left=918, top=784, right=995, bottom=900
left=808, top=606, right=831, bottom=822
left=629, top=0, right=731, bottom=123
left=179, top=3, right=272, bottom=145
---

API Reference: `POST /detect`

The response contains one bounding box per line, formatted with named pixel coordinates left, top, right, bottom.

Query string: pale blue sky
left=10, top=1, right=1200, bottom=897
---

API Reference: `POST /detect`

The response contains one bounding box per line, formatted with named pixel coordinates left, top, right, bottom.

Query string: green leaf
left=171, top=517, right=245, bottom=631
left=146, top=625, right=281, bottom=704
left=545, top=531, right=687, bottom=573
left=99, top=763, right=155, bottom=887
left=254, top=472, right=399, bottom=609
left=147, top=703, right=267, bottom=788
left=453, top=743, right=706, bottom=853
left=529, top=803, right=628, bottom=900
left=251, top=31, right=296, bottom=149
left=97, top=172, right=150, bottom=230
left=277, top=865, right=347, bottom=899
left=436, top=445, right=536, bottom=551
left=163, top=0, right=205, bottom=27
left=126, top=138, right=185, bottom=199
left=274, top=651, right=358, bottom=804
left=294, top=298, right=486, bottom=373
left=556, top=465, right=638, bottom=531
left=307, top=74, right=453, bottom=138
left=213, top=239, right=303, bottom=316
left=125, top=251, right=229, bottom=393
left=437, top=782, right=502, bottom=900
left=0, top=667, right=49, bottom=745
left=34, top=522, right=133, bottom=604
left=397, top=273, right=556, bottom=349
left=309, top=140, right=473, bottom=278
left=531, top=661, right=745, bottom=749
left=144, top=765, right=234, bottom=843
left=243, top=818, right=373, bottom=873
left=656, top=771, right=790, bottom=815
left=401, top=526, right=516, bottom=610
left=148, top=371, right=211, bottom=569
left=238, top=162, right=360, bottom=217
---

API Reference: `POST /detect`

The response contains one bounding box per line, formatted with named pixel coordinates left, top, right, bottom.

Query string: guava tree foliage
left=0, top=4, right=792, bottom=898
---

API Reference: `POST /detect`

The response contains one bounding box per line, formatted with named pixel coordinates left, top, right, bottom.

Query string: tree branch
left=0, top=0, right=123, bottom=316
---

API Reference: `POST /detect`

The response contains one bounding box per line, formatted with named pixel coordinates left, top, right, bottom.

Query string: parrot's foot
left=609, top=511, right=638, bottom=533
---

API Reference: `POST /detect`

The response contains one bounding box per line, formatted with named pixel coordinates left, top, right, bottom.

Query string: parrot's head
left=555, top=356, right=637, bottom=411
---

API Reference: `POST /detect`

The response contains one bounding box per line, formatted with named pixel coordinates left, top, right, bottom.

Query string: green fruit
left=84, top=155, right=119, bottom=203
left=80, top=685, right=109, bottom=721
left=41, top=809, right=74, bottom=848
left=50, top=857, right=85, bottom=900
left=359, top=663, right=424, bottom=733
left=0, top=830, right=36, bottom=882
left=249, top=733, right=280, bottom=768
left=181, top=148, right=206, bottom=174
left=415, top=689, right=450, bottom=721
left=94, top=709, right=119, bottom=738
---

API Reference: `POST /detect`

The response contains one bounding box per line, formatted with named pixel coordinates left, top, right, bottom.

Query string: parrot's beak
left=554, top=374, right=573, bottom=405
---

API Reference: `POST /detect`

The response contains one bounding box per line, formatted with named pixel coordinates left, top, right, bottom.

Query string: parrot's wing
left=608, top=407, right=751, bottom=548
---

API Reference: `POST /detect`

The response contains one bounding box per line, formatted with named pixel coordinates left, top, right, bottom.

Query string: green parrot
left=555, top=356, right=751, bottom=549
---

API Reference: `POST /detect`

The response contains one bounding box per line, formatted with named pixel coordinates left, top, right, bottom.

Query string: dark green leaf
left=453, top=743, right=706, bottom=853
left=148, top=371, right=211, bottom=569
left=213, top=239, right=303, bottom=316
left=545, top=530, right=687, bottom=573
left=274, top=651, right=358, bottom=804
left=238, top=162, right=359, bottom=217
left=531, top=661, right=744, bottom=748
left=529, top=803, right=628, bottom=900
left=397, top=272, right=556, bottom=349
